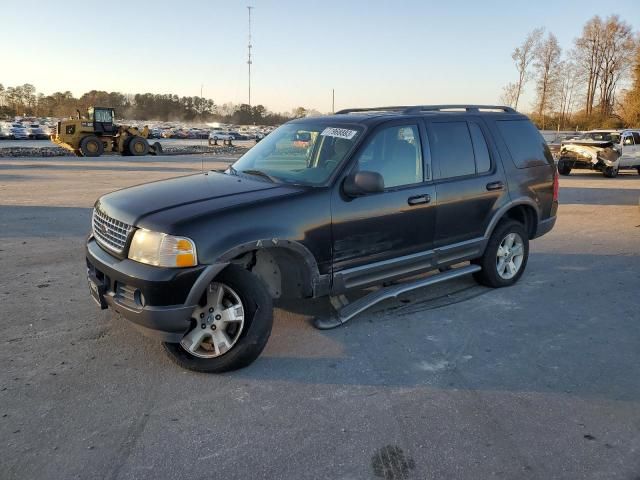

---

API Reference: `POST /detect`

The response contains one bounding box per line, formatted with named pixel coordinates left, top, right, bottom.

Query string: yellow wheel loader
left=51, top=107, right=163, bottom=158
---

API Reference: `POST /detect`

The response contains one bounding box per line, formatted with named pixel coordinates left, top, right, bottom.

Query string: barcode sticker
left=320, top=127, right=358, bottom=140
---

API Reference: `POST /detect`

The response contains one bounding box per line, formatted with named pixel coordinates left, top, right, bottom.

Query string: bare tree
left=511, top=28, right=543, bottom=109
left=557, top=56, right=581, bottom=129
left=533, top=32, right=562, bottom=127
left=500, top=82, right=519, bottom=107
left=596, top=16, right=635, bottom=116
left=619, top=41, right=640, bottom=127
left=575, top=16, right=606, bottom=116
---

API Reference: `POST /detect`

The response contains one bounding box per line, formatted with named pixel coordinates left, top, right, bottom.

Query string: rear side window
left=496, top=119, right=552, bottom=168
left=430, top=122, right=475, bottom=178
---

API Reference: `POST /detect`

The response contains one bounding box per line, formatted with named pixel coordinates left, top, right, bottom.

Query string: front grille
left=92, top=208, right=132, bottom=254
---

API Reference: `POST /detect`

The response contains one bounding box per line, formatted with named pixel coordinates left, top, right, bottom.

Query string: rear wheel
left=127, top=136, right=149, bottom=156
left=79, top=136, right=104, bottom=157
left=473, top=220, right=529, bottom=288
left=557, top=160, right=571, bottom=175
left=163, top=265, right=273, bottom=373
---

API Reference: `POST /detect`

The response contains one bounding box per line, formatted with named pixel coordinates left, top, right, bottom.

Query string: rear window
left=496, top=120, right=553, bottom=168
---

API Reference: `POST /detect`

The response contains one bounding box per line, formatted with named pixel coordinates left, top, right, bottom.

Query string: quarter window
left=496, top=119, right=552, bottom=168
left=353, top=125, right=423, bottom=188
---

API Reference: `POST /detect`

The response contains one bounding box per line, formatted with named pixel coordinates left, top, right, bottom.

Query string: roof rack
left=336, top=105, right=517, bottom=115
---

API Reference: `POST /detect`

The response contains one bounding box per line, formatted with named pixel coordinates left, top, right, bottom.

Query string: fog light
left=134, top=290, right=146, bottom=307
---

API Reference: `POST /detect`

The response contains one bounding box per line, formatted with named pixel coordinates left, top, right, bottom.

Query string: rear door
left=426, top=117, right=509, bottom=249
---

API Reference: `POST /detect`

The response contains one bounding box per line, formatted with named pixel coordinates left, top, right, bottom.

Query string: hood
left=96, top=171, right=301, bottom=228
left=560, top=142, right=620, bottom=164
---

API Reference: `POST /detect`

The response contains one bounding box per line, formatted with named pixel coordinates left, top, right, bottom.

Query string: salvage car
left=557, top=129, right=640, bottom=177
left=86, top=105, right=558, bottom=373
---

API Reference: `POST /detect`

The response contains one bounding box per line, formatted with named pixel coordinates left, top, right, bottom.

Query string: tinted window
left=430, top=122, right=475, bottom=178
left=469, top=123, right=491, bottom=173
left=497, top=120, right=553, bottom=168
left=354, top=125, right=423, bottom=188
left=633, top=132, right=640, bottom=144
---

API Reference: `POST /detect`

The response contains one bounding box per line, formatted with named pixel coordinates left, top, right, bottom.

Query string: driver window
left=353, top=125, right=423, bottom=189
left=623, top=135, right=634, bottom=146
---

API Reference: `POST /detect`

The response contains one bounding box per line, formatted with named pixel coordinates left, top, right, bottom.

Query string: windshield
left=579, top=131, right=621, bottom=143
left=230, top=122, right=363, bottom=185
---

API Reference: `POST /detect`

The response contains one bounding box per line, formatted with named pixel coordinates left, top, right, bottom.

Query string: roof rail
left=335, top=104, right=517, bottom=115
left=402, top=105, right=517, bottom=114
left=335, top=106, right=410, bottom=114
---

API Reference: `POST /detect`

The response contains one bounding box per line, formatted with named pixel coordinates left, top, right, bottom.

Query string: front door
left=619, top=132, right=640, bottom=169
left=331, top=121, right=437, bottom=290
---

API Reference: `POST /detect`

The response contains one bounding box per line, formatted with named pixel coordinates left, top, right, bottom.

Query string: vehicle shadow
left=0, top=205, right=92, bottom=238
left=226, top=252, right=640, bottom=402
left=560, top=186, right=640, bottom=206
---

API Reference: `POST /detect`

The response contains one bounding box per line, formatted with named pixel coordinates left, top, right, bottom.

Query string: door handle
left=486, top=181, right=505, bottom=191
left=407, top=194, right=431, bottom=206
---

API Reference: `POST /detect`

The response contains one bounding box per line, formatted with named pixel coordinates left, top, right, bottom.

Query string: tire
left=603, top=165, right=618, bottom=178
left=79, top=135, right=104, bottom=157
left=636, top=167, right=640, bottom=176
left=557, top=160, right=571, bottom=176
left=127, top=136, right=150, bottom=156
left=163, top=265, right=273, bottom=373
left=472, top=220, right=529, bottom=288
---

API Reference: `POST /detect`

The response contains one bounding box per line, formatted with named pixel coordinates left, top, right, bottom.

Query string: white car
left=208, top=130, right=234, bottom=144
left=558, top=129, right=640, bottom=177
left=618, top=130, right=640, bottom=174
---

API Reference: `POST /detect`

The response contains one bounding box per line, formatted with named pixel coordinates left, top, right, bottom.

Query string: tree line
left=0, top=86, right=303, bottom=125
left=501, top=15, right=640, bottom=130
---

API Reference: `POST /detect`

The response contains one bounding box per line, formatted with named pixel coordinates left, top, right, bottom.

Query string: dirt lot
left=1, top=156, right=639, bottom=480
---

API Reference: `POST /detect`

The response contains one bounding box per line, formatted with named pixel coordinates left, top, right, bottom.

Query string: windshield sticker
left=320, top=127, right=358, bottom=140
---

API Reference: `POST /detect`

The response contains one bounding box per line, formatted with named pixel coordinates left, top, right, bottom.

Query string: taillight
left=553, top=168, right=559, bottom=202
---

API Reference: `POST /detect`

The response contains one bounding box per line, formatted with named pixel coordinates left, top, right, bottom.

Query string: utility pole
left=332, top=89, right=335, bottom=114
left=247, top=6, right=253, bottom=108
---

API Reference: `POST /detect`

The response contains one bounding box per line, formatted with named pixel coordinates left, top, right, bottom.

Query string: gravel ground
left=0, top=138, right=254, bottom=157
left=0, top=157, right=639, bottom=480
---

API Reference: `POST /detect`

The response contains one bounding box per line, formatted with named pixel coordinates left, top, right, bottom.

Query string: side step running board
left=313, top=264, right=481, bottom=330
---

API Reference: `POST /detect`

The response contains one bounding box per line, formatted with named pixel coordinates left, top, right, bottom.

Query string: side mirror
left=343, top=171, right=384, bottom=197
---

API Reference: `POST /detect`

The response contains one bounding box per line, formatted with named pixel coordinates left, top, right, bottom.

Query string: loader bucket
left=150, top=142, right=163, bottom=156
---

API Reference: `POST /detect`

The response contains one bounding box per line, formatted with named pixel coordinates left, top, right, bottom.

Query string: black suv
left=86, top=105, right=558, bottom=372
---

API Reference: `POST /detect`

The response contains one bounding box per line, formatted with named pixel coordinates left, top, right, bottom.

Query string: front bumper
left=86, top=237, right=227, bottom=342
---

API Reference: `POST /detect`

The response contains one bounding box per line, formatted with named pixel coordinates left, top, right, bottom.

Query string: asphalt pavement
left=1, top=156, right=639, bottom=479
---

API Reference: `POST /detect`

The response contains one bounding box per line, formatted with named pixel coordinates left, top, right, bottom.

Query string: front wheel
left=163, top=265, right=273, bottom=373
left=127, top=136, right=150, bottom=156
left=472, top=220, right=529, bottom=288
left=557, top=160, right=571, bottom=176
left=603, top=165, right=618, bottom=178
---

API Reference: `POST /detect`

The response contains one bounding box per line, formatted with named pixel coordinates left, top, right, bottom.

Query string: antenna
left=247, top=6, right=253, bottom=108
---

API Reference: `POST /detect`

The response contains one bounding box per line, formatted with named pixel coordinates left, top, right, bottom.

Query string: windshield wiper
left=239, top=169, right=279, bottom=183
left=226, top=165, right=238, bottom=175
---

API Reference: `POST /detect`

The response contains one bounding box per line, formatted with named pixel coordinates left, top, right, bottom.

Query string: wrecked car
left=557, top=129, right=640, bottom=177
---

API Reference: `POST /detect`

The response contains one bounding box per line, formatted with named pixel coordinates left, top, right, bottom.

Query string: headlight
left=128, top=229, right=197, bottom=267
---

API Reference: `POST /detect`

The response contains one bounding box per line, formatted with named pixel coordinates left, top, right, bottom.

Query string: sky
left=0, top=0, right=638, bottom=113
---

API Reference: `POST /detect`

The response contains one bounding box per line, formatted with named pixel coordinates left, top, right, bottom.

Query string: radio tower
left=247, top=6, right=253, bottom=108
